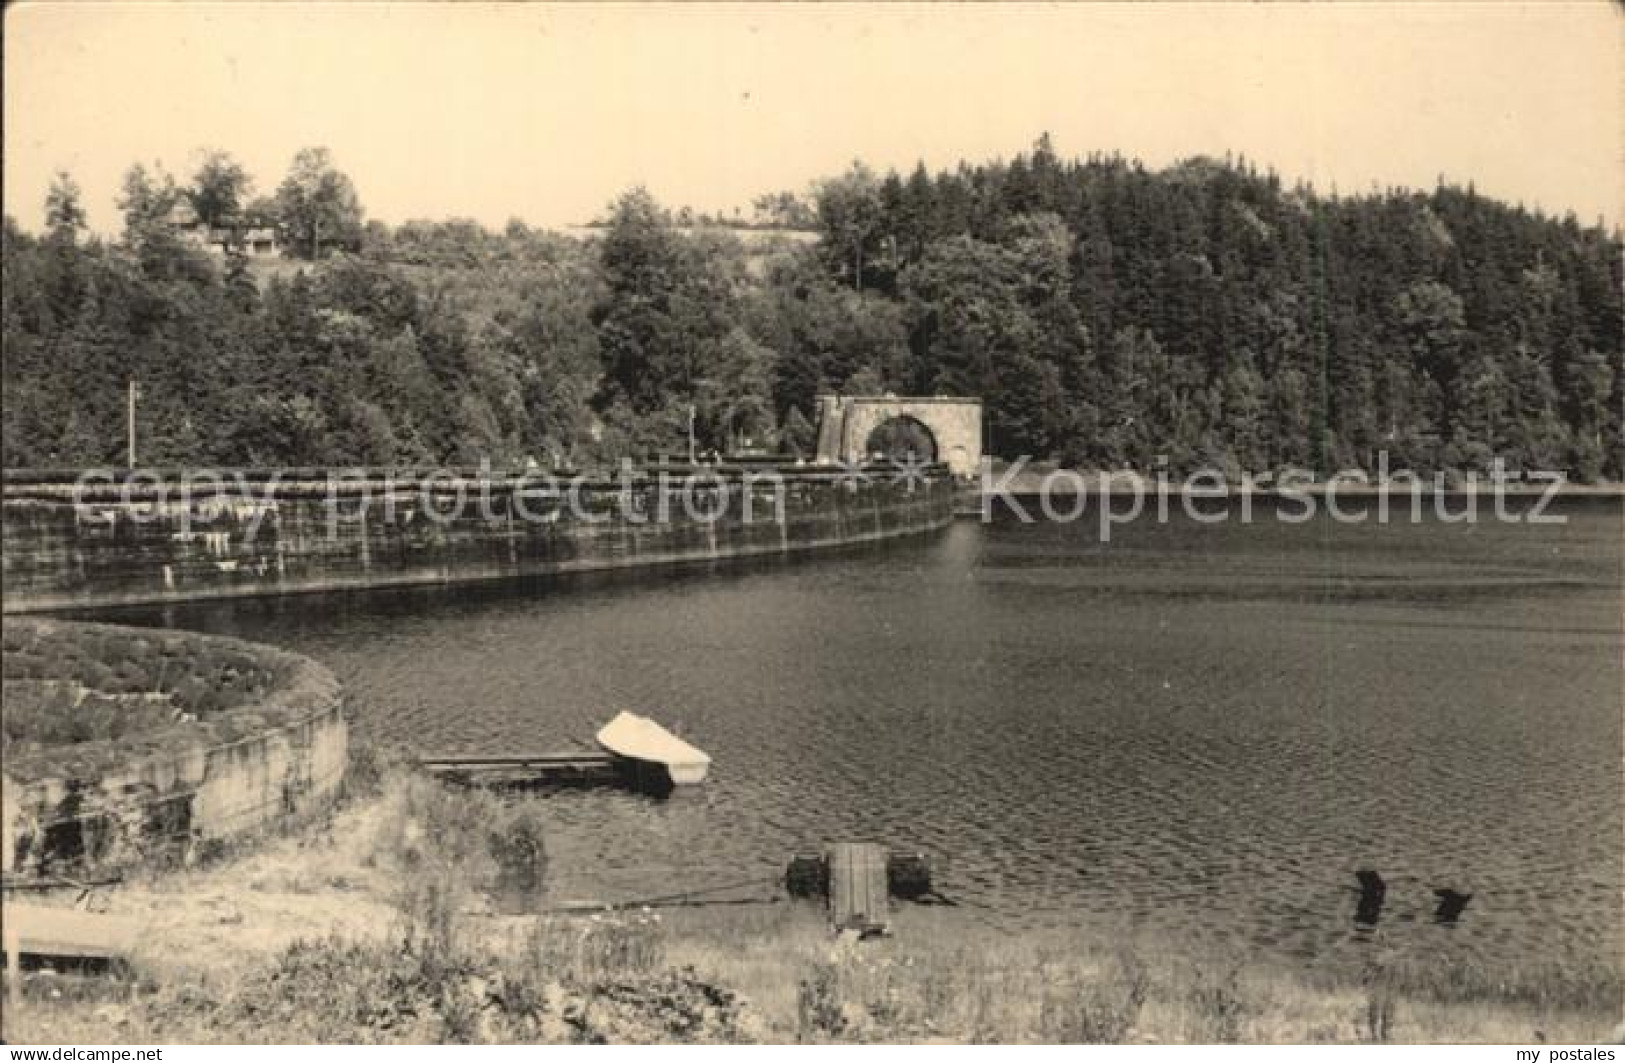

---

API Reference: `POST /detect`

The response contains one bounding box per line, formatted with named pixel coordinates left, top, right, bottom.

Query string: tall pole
left=687, top=404, right=697, bottom=464
left=126, top=377, right=139, bottom=469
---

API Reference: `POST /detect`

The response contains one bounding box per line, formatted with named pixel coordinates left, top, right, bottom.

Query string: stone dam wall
left=0, top=466, right=956, bottom=614
left=1, top=618, right=347, bottom=876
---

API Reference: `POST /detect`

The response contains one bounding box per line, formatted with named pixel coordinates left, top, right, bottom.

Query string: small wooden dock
left=417, top=750, right=622, bottom=788
left=785, top=846, right=941, bottom=935
left=418, top=715, right=711, bottom=794
left=826, top=842, right=890, bottom=935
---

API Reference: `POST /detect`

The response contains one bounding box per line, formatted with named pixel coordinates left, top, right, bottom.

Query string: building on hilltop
left=166, top=201, right=282, bottom=258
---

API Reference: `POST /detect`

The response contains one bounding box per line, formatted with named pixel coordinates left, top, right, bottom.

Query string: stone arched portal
left=864, top=415, right=938, bottom=465
left=814, top=395, right=983, bottom=479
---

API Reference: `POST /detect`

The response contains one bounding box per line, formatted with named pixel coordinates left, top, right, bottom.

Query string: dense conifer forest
left=4, top=138, right=1619, bottom=478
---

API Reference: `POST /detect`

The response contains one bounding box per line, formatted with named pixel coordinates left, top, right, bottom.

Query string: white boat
left=595, top=711, right=711, bottom=786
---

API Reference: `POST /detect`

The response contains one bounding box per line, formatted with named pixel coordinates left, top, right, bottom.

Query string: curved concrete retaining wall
left=1, top=468, right=955, bottom=613
left=1, top=618, right=346, bottom=876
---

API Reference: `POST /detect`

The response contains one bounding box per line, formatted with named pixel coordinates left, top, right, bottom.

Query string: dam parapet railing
left=1, top=462, right=956, bottom=613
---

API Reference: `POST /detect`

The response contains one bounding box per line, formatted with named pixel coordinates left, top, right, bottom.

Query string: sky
left=5, top=2, right=1620, bottom=235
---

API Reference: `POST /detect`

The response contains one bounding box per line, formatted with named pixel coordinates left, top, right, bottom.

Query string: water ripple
left=106, top=502, right=1624, bottom=976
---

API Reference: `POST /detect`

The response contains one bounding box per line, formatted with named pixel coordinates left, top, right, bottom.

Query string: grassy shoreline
left=4, top=769, right=1618, bottom=1045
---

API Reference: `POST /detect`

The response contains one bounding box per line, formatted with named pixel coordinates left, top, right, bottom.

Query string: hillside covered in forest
left=3, top=138, right=1619, bottom=478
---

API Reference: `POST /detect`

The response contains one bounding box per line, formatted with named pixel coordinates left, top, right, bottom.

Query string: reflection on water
left=90, top=497, right=1624, bottom=974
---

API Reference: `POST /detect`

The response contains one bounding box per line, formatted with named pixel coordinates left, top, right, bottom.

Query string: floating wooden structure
left=786, top=845, right=937, bottom=935
left=827, top=842, right=890, bottom=935
left=417, top=750, right=624, bottom=788
left=418, top=714, right=710, bottom=794
left=786, top=849, right=934, bottom=902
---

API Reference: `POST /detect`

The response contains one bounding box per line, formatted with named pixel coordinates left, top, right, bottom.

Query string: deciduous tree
left=275, top=147, right=364, bottom=259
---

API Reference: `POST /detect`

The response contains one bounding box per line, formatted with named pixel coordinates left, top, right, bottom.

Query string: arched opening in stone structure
left=864, top=415, right=938, bottom=465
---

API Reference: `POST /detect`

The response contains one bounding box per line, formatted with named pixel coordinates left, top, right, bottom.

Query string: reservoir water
left=97, top=497, right=1623, bottom=977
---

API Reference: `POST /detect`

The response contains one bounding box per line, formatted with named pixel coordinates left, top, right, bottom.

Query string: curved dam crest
left=0, top=465, right=953, bottom=876
left=1, top=467, right=957, bottom=614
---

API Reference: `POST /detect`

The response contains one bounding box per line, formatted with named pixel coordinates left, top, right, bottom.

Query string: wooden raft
left=417, top=751, right=621, bottom=787
left=826, top=842, right=889, bottom=935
